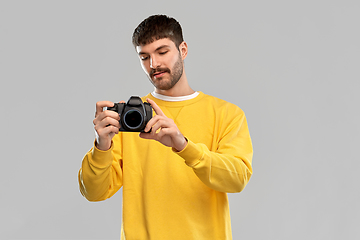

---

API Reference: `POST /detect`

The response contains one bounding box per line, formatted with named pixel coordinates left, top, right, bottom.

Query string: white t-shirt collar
left=151, top=91, right=199, bottom=102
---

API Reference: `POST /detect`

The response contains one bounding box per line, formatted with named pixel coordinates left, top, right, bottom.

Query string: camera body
left=107, top=96, right=153, bottom=132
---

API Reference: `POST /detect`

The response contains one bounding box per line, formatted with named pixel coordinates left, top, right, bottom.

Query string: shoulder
left=201, top=93, right=245, bottom=116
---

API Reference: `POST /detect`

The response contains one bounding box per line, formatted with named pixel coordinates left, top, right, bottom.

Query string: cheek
left=170, top=54, right=182, bottom=70
left=167, top=56, right=179, bottom=69
left=140, top=61, right=150, bottom=74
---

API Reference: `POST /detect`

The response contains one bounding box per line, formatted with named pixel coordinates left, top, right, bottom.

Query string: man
left=79, top=14, right=253, bottom=240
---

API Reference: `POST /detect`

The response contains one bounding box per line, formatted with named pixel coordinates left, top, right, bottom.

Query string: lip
left=153, top=71, right=166, bottom=79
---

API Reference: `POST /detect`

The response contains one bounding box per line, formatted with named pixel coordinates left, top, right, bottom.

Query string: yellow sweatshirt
left=79, top=92, right=253, bottom=240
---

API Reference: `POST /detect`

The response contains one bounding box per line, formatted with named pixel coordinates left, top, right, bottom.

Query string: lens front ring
left=123, top=109, right=144, bottom=130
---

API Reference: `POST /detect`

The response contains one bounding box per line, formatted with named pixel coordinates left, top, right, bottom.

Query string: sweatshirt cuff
left=175, top=139, right=203, bottom=167
left=90, top=140, right=114, bottom=167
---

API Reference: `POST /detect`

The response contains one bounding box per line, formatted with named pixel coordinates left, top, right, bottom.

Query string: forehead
left=136, top=38, right=176, bottom=54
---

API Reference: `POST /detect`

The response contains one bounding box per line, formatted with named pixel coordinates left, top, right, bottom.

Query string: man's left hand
left=139, top=98, right=187, bottom=152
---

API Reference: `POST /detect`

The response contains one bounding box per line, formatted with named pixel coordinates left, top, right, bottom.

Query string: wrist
left=95, top=139, right=112, bottom=151
left=173, top=137, right=188, bottom=152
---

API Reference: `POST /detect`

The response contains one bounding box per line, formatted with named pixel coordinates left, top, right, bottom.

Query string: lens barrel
left=123, top=109, right=143, bottom=130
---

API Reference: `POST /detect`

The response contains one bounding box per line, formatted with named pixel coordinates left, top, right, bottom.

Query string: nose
left=150, top=56, right=160, bottom=69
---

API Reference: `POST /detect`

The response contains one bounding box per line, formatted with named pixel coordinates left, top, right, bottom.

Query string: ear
left=179, top=41, right=188, bottom=60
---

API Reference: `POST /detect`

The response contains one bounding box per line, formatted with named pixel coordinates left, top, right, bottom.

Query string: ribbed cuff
left=90, top=140, right=114, bottom=167
left=175, top=139, right=203, bottom=167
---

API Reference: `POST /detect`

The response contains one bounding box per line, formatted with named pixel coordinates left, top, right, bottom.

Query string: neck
left=155, top=72, right=194, bottom=97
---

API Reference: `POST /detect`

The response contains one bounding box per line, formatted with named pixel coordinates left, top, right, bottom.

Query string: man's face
left=136, top=38, right=185, bottom=91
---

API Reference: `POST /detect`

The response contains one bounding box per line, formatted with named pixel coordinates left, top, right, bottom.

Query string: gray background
left=1, top=0, right=359, bottom=239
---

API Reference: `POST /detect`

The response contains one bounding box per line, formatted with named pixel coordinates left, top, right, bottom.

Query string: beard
left=148, top=53, right=183, bottom=90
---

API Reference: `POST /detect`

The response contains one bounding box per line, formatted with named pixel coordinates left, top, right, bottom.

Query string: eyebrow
left=138, top=45, right=170, bottom=55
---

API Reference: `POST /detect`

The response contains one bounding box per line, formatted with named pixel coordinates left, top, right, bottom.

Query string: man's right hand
left=93, top=101, right=121, bottom=151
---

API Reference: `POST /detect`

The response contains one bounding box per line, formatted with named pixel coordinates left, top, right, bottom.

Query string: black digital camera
left=107, top=96, right=153, bottom=132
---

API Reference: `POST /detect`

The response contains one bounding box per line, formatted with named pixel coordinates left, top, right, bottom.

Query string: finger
left=95, top=123, right=120, bottom=141
left=147, top=98, right=165, bottom=117
left=93, top=110, right=120, bottom=126
left=96, top=125, right=119, bottom=136
left=154, top=127, right=169, bottom=140
left=97, top=115, right=121, bottom=130
left=143, top=115, right=164, bottom=133
left=95, top=101, right=115, bottom=117
left=151, top=119, right=172, bottom=134
left=139, top=132, right=153, bottom=140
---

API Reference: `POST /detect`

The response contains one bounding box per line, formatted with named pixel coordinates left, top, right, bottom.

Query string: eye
left=140, top=56, right=149, bottom=61
left=159, top=51, right=168, bottom=55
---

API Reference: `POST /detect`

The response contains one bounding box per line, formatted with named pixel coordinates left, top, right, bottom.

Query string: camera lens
left=123, top=109, right=143, bottom=130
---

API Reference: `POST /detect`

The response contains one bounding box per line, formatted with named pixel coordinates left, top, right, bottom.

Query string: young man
left=79, top=15, right=253, bottom=240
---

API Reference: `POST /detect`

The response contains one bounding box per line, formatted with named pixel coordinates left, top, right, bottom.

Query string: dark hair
left=132, top=15, right=184, bottom=48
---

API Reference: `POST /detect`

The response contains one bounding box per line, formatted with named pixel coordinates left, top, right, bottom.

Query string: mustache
left=150, top=67, right=170, bottom=77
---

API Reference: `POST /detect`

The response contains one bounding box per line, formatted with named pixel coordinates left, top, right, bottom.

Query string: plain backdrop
left=1, top=0, right=359, bottom=239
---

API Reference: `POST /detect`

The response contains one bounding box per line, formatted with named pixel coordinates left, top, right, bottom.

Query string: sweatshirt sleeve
left=175, top=110, right=253, bottom=193
left=78, top=138, right=123, bottom=201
